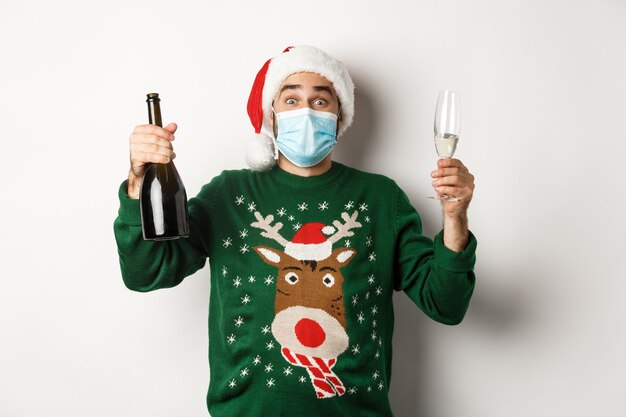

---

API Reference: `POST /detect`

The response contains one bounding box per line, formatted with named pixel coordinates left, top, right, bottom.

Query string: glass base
left=427, top=195, right=462, bottom=202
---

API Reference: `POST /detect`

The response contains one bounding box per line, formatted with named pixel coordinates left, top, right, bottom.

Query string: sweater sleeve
left=113, top=174, right=223, bottom=292
left=392, top=184, right=477, bottom=325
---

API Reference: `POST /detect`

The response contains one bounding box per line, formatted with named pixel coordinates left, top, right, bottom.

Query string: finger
left=431, top=166, right=467, bottom=178
left=130, top=133, right=174, bottom=149
left=163, top=122, right=177, bottom=134
left=132, top=150, right=173, bottom=165
left=133, top=124, right=176, bottom=141
left=432, top=175, right=471, bottom=187
left=437, top=158, right=462, bottom=168
left=131, top=142, right=176, bottom=160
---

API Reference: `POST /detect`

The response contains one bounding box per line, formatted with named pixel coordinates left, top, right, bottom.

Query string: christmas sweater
left=113, top=161, right=477, bottom=417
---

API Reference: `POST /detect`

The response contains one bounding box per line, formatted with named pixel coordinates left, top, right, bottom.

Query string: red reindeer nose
left=294, top=318, right=326, bottom=348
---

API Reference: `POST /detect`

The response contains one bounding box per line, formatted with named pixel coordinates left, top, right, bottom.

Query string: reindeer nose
left=294, top=318, right=326, bottom=348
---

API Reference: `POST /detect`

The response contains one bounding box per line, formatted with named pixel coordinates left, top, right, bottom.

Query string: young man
left=115, top=45, right=476, bottom=416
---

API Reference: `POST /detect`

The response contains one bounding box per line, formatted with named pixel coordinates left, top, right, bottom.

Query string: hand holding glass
left=429, top=90, right=461, bottom=202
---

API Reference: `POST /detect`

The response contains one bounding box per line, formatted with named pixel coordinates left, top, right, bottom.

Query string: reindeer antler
left=327, top=211, right=362, bottom=244
left=251, top=211, right=289, bottom=247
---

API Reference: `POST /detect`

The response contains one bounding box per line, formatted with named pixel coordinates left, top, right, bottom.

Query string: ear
left=252, top=246, right=285, bottom=266
left=331, top=247, right=356, bottom=267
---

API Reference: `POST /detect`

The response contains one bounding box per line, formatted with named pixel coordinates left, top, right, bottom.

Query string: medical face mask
left=273, top=107, right=339, bottom=168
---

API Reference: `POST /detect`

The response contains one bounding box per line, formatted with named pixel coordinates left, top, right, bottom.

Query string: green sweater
left=113, top=161, right=477, bottom=416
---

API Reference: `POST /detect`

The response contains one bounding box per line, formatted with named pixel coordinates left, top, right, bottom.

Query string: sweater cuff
left=117, top=180, right=142, bottom=226
left=433, top=230, right=477, bottom=272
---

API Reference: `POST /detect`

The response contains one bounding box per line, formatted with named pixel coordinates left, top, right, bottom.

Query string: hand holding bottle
left=127, top=122, right=177, bottom=199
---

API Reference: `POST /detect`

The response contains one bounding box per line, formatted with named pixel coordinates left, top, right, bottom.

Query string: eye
left=285, top=98, right=297, bottom=105
left=313, top=99, right=327, bottom=106
left=285, top=272, right=299, bottom=285
left=322, top=273, right=335, bottom=288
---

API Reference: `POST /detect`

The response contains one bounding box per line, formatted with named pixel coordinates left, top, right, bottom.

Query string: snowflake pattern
left=266, top=378, right=275, bottom=388
left=223, top=237, right=233, bottom=248
left=240, top=244, right=250, bottom=254
left=241, top=367, right=249, bottom=377
left=297, top=202, right=308, bottom=211
left=261, top=325, right=271, bottom=334
left=375, top=286, right=383, bottom=296
left=241, top=294, right=251, bottom=305
left=247, top=202, right=257, bottom=212
left=264, top=276, right=274, bottom=285
left=359, top=203, right=368, bottom=211
left=345, top=200, right=354, bottom=210
left=253, top=355, right=262, bottom=366
left=239, top=228, right=248, bottom=239
left=233, top=277, right=242, bottom=288
left=234, top=316, right=244, bottom=327
left=235, top=195, right=245, bottom=205
left=283, top=366, right=293, bottom=376
left=266, top=340, right=275, bottom=350
left=351, top=294, right=359, bottom=306
left=293, top=222, right=302, bottom=231
left=299, top=376, right=307, bottom=383
left=227, top=334, right=236, bottom=344
left=318, top=201, right=329, bottom=211
left=368, top=252, right=377, bottom=261
left=366, top=236, right=373, bottom=247
left=277, top=207, right=286, bottom=217
left=357, top=312, right=365, bottom=323
left=345, top=239, right=351, bottom=247
left=368, top=274, right=376, bottom=285
left=264, top=363, right=273, bottom=373
left=229, top=378, right=237, bottom=388
left=287, top=215, right=295, bottom=222
left=248, top=275, right=256, bottom=283
left=351, top=344, right=360, bottom=354
left=222, top=266, right=228, bottom=276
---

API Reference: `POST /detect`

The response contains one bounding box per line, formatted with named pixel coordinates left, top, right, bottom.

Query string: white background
left=1, top=0, right=625, bottom=416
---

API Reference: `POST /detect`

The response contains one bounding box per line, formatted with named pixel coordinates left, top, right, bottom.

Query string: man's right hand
left=127, top=122, right=177, bottom=199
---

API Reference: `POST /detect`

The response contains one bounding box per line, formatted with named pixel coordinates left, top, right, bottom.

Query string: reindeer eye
left=285, top=272, right=299, bottom=285
left=322, top=273, right=335, bottom=288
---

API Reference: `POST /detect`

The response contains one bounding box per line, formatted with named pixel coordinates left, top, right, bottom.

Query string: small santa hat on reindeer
left=284, top=222, right=336, bottom=261
left=245, top=45, right=356, bottom=171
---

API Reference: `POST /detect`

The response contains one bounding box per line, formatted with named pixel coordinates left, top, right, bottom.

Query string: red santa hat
left=284, top=222, right=336, bottom=261
left=245, top=45, right=355, bottom=171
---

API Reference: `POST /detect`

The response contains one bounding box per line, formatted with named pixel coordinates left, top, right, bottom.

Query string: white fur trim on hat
left=284, top=240, right=333, bottom=261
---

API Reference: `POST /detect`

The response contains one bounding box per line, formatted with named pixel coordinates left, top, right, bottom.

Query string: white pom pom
left=245, top=133, right=276, bottom=171
left=322, top=226, right=335, bottom=235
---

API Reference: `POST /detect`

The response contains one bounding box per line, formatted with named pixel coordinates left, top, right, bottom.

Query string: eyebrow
left=279, top=84, right=335, bottom=96
left=282, top=266, right=302, bottom=271
left=319, top=266, right=337, bottom=272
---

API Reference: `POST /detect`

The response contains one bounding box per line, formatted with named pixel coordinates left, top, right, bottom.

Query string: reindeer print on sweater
left=218, top=193, right=386, bottom=400
left=251, top=210, right=360, bottom=398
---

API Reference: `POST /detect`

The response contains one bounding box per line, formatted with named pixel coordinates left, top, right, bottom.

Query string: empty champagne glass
left=429, top=90, right=461, bottom=201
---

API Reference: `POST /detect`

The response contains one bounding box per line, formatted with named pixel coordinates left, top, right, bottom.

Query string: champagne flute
left=429, top=90, right=461, bottom=201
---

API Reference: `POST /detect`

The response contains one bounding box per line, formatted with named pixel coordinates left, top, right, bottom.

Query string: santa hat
left=285, top=222, right=336, bottom=261
left=245, top=45, right=355, bottom=171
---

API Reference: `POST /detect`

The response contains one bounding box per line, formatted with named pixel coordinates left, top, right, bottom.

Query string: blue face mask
left=274, top=107, right=339, bottom=168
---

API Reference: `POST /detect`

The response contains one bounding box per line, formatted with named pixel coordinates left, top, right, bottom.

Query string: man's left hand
left=431, top=158, right=475, bottom=218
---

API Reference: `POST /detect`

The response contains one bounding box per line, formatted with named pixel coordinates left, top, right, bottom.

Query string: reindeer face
left=253, top=245, right=356, bottom=358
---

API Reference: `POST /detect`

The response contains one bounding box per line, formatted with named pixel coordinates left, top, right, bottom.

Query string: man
left=115, top=45, right=476, bottom=416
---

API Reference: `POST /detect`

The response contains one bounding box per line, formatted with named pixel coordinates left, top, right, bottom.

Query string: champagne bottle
left=139, top=93, right=190, bottom=240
